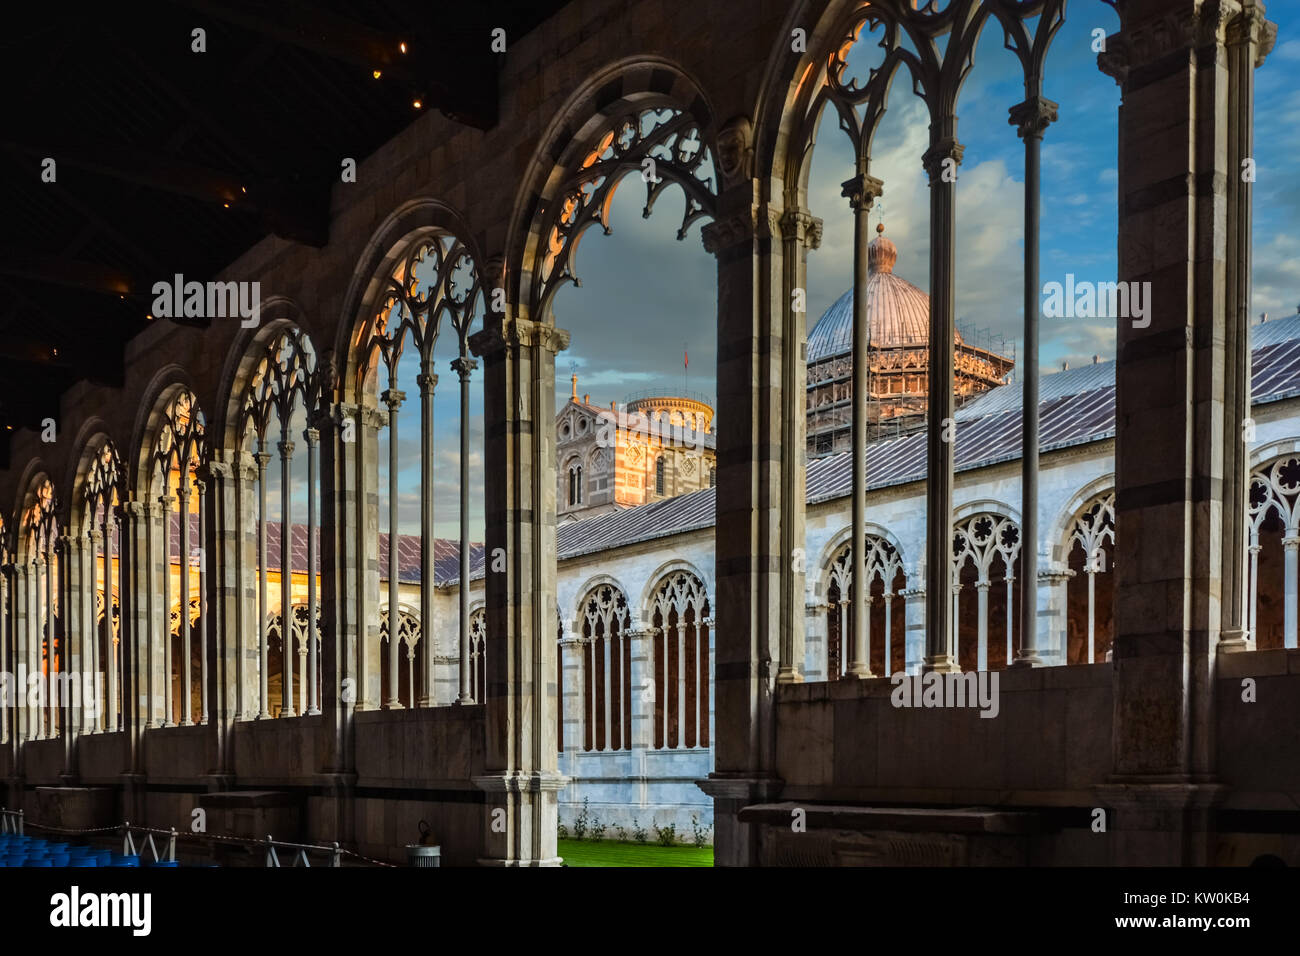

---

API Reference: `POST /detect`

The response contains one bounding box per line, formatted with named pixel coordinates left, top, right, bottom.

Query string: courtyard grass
left=558, top=838, right=713, bottom=867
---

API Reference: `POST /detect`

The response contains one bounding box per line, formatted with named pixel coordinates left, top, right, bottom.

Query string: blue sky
left=342, top=5, right=1299, bottom=545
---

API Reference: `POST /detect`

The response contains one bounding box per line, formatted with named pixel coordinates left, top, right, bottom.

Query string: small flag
left=684, top=349, right=689, bottom=370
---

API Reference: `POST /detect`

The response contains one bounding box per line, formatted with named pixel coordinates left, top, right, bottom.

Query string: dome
left=807, top=226, right=959, bottom=364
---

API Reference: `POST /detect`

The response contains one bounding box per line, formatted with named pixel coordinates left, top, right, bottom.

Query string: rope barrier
left=5, top=815, right=397, bottom=866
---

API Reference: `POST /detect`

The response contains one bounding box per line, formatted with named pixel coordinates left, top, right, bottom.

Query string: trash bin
left=405, top=844, right=440, bottom=867
left=406, top=820, right=440, bottom=867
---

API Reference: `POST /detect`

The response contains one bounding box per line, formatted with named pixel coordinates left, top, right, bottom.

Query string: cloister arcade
left=0, top=0, right=1287, bottom=868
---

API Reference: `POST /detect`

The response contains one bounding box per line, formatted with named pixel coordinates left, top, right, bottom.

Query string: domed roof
left=807, top=226, right=957, bottom=364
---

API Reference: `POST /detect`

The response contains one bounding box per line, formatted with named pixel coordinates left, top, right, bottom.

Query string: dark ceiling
left=0, top=0, right=570, bottom=465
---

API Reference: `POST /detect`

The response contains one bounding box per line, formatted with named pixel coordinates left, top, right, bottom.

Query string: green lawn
left=558, top=838, right=713, bottom=867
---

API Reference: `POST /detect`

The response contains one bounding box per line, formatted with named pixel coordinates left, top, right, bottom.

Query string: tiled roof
left=165, top=514, right=482, bottom=587
left=168, top=318, right=1300, bottom=583
left=548, top=320, right=1300, bottom=564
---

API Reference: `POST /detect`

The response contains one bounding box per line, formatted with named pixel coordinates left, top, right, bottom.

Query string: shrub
left=632, top=818, right=648, bottom=844
left=690, top=813, right=711, bottom=848
left=614, top=824, right=627, bottom=842
left=654, top=823, right=677, bottom=846
left=557, top=822, right=568, bottom=840
left=572, top=797, right=590, bottom=840
left=588, top=816, right=607, bottom=841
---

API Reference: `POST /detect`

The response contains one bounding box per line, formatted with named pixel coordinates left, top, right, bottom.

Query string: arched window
left=1065, top=493, right=1116, bottom=663
left=20, top=477, right=59, bottom=740
left=952, top=513, right=1022, bottom=672
left=83, top=438, right=124, bottom=733
left=237, top=328, right=316, bottom=720
left=824, top=535, right=905, bottom=680
left=378, top=607, right=422, bottom=710
left=575, top=465, right=583, bottom=504
left=655, top=456, right=665, bottom=496
left=578, top=584, right=632, bottom=751
left=356, top=235, right=483, bottom=710
left=650, top=570, right=710, bottom=749
left=469, top=607, right=487, bottom=703
left=1248, top=457, right=1300, bottom=649
left=152, top=388, right=207, bottom=727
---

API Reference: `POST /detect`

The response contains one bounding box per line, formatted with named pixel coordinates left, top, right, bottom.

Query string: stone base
left=198, top=790, right=303, bottom=847
left=33, top=786, right=116, bottom=831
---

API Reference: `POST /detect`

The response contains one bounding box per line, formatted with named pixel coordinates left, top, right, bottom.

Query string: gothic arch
left=9, top=456, right=52, bottom=551
left=636, top=558, right=712, bottom=627
left=1250, top=437, right=1300, bottom=469
left=62, top=417, right=113, bottom=527
left=215, top=301, right=319, bottom=450
left=510, top=56, right=719, bottom=325
left=812, top=521, right=907, bottom=602
left=567, top=572, right=634, bottom=635
left=1048, top=473, right=1116, bottom=567
left=337, top=197, right=485, bottom=400
left=132, top=376, right=207, bottom=500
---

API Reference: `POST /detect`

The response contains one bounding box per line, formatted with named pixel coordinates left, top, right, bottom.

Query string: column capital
left=277, top=440, right=295, bottom=460
left=1008, top=96, right=1058, bottom=142
left=120, top=499, right=149, bottom=519
left=840, top=172, right=884, bottom=213
left=469, top=317, right=571, bottom=359
left=778, top=208, right=824, bottom=249
left=196, top=455, right=232, bottom=483
left=922, top=137, right=964, bottom=181
left=380, top=388, right=406, bottom=411
left=451, top=355, right=478, bottom=379
left=254, top=450, right=272, bottom=471
left=302, top=426, right=320, bottom=445
left=157, top=493, right=176, bottom=511
left=416, top=371, right=439, bottom=392
left=700, top=204, right=781, bottom=254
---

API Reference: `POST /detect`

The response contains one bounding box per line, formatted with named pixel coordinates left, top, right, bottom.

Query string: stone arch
left=567, top=572, right=634, bottom=635
left=10, top=456, right=52, bottom=554
left=509, top=56, right=718, bottom=325
left=132, top=374, right=206, bottom=500
left=214, top=299, right=318, bottom=451
left=336, top=198, right=485, bottom=402
left=1250, top=437, right=1300, bottom=469
left=812, top=521, right=907, bottom=603
left=636, top=557, right=712, bottom=628
left=1048, top=473, right=1115, bottom=568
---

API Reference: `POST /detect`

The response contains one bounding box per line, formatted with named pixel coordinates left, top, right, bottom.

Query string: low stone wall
left=774, top=663, right=1113, bottom=804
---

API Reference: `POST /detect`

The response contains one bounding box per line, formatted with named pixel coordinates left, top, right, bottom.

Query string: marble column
left=303, top=427, right=321, bottom=715
left=902, top=586, right=926, bottom=676
left=381, top=387, right=405, bottom=710
left=255, top=451, right=271, bottom=719
left=776, top=208, right=820, bottom=684
left=452, top=356, right=477, bottom=705
left=922, top=131, right=963, bottom=675
left=278, top=438, right=295, bottom=717
left=417, top=363, right=438, bottom=707
left=178, top=482, right=193, bottom=726
left=843, top=175, right=882, bottom=680
left=469, top=314, right=570, bottom=865
left=1009, top=94, right=1057, bottom=667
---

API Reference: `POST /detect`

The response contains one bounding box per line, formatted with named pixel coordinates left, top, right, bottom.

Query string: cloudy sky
left=301, top=5, right=1296, bottom=547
